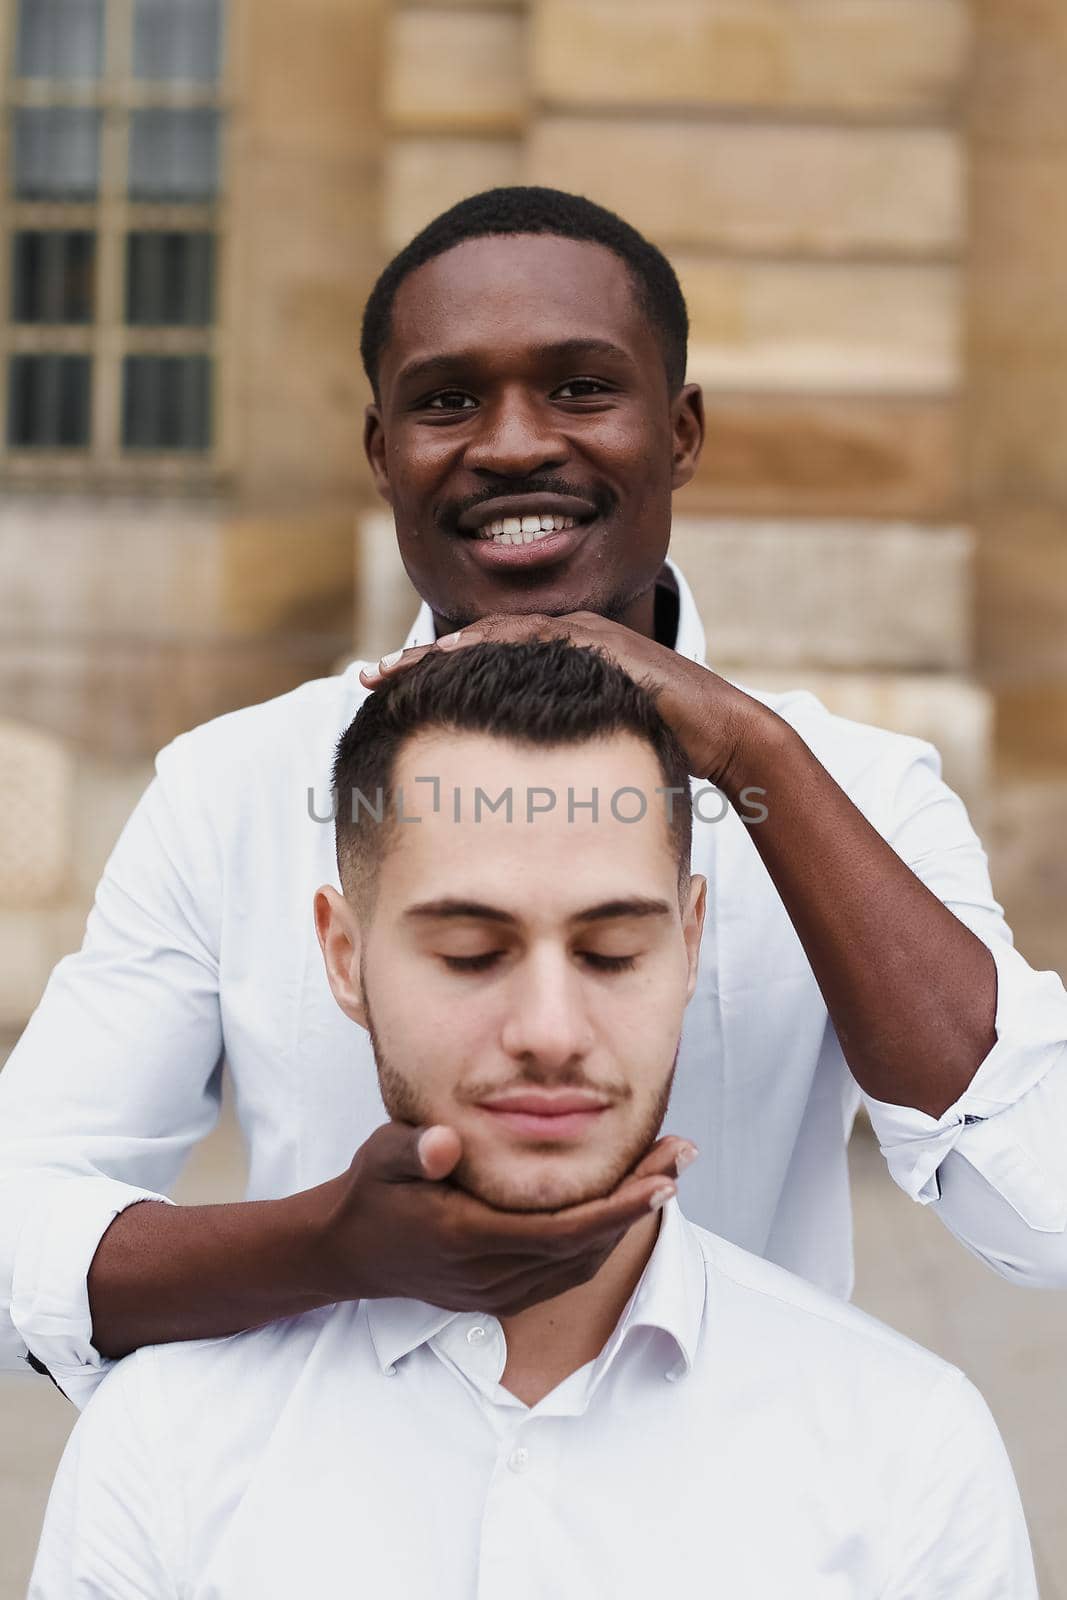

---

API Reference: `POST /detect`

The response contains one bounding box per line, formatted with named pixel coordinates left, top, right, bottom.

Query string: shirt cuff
left=10, top=1176, right=175, bottom=1408
left=864, top=940, right=1067, bottom=1220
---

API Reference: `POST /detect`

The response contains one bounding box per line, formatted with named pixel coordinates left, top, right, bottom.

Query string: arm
left=722, top=709, right=997, bottom=1120
left=27, top=1351, right=177, bottom=1599
left=364, top=617, right=1067, bottom=1283
left=880, top=1369, right=1037, bottom=1600
left=0, top=751, right=224, bottom=1404
left=729, top=707, right=1067, bottom=1284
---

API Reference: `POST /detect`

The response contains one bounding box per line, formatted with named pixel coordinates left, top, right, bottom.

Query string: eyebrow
left=404, top=896, right=672, bottom=926
left=392, top=338, right=638, bottom=392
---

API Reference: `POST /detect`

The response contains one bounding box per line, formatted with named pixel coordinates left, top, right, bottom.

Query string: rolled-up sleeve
left=0, top=739, right=224, bottom=1404
left=861, top=740, right=1067, bottom=1286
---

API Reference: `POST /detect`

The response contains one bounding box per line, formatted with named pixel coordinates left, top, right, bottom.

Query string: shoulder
left=156, top=664, right=375, bottom=789
left=690, top=1222, right=962, bottom=1396
left=725, top=674, right=949, bottom=833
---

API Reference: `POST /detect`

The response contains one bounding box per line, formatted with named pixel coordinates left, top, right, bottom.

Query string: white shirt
left=2, top=560, right=1067, bottom=1411
left=27, top=1198, right=1037, bottom=1599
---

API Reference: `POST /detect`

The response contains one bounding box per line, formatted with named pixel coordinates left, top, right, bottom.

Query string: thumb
left=369, top=1121, right=462, bottom=1182
left=415, top=1124, right=463, bottom=1180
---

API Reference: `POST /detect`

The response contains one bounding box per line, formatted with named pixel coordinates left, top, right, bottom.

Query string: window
left=0, top=0, right=228, bottom=477
left=13, top=232, right=96, bottom=323
left=8, top=355, right=91, bottom=447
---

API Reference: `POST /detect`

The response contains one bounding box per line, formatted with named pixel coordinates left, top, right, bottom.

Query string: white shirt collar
left=400, top=556, right=708, bottom=667
left=364, top=1196, right=707, bottom=1384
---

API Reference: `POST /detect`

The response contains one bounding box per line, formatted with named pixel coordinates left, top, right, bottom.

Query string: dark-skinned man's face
left=363, top=234, right=705, bottom=636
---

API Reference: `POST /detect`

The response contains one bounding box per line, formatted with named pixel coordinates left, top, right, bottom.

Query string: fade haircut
left=332, top=640, right=693, bottom=917
left=360, top=185, right=689, bottom=398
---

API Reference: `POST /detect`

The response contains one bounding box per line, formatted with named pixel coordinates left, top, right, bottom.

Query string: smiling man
left=28, top=644, right=1037, bottom=1598
left=1, top=187, right=1067, bottom=1410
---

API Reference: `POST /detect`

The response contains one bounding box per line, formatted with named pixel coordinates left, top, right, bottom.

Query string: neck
left=497, top=1208, right=662, bottom=1407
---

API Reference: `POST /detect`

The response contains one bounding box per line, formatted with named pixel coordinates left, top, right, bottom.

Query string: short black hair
left=332, top=639, right=693, bottom=916
left=360, top=185, right=689, bottom=397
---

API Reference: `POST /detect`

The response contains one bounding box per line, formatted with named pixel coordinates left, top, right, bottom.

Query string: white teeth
left=475, top=513, right=578, bottom=543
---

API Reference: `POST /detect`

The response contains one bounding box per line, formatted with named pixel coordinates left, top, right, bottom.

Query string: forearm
left=87, top=1179, right=347, bottom=1360
left=722, top=708, right=997, bottom=1118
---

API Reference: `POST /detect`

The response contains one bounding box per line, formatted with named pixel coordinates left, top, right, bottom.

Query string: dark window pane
left=126, top=232, right=214, bottom=325
left=8, top=355, right=91, bottom=447
left=13, top=108, right=101, bottom=200
left=133, top=0, right=222, bottom=81
left=16, top=0, right=105, bottom=79
left=12, top=232, right=96, bottom=323
left=128, top=110, right=220, bottom=202
left=123, top=355, right=211, bottom=450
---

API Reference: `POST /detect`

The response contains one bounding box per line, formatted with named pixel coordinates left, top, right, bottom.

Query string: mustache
left=436, top=475, right=617, bottom=532
left=458, top=1071, right=632, bottom=1105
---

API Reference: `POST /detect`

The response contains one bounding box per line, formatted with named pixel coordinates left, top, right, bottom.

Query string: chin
left=457, top=1153, right=619, bottom=1215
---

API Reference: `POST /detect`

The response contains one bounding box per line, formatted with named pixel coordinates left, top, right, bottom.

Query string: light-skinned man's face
left=316, top=730, right=705, bottom=1213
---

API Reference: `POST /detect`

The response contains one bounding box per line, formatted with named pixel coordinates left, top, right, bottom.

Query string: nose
left=499, top=946, right=596, bottom=1073
left=463, top=386, right=568, bottom=480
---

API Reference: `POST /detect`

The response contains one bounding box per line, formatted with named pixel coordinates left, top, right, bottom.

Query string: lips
left=456, top=493, right=597, bottom=536
left=476, top=1090, right=612, bottom=1141
left=479, top=1091, right=610, bottom=1114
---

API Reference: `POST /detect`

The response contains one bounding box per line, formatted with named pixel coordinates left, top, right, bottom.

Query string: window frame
left=0, top=0, right=235, bottom=487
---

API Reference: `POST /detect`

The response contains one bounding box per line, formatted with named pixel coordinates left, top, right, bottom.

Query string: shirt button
left=466, top=1324, right=487, bottom=1345
left=384, top=1364, right=397, bottom=1377
left=507, top=1446, right=530, bottom=1474
left=664, top=1362, right=685, bottom=1383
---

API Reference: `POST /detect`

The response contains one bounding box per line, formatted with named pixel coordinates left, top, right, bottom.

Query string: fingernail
left=649, top=1185, right=674, bottom=1212
left=379, top=649, right=403, bottom=671
left=676, top=1144, right=699, bottom=1173
left=437, top=630, right=464, bottom=648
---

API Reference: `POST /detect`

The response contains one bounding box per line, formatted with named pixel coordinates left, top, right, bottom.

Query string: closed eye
left=441, top=951, right=637, bottom=975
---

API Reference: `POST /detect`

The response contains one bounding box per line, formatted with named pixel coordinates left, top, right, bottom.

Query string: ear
left=314, top=885, right=369, bottom=1029
left=670, top=383, right=705, bottom=492
left=363, top=403, right=393, bottom=506
left=682, top=874, right=707, bottom=1003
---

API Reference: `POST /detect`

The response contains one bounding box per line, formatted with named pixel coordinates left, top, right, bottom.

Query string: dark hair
left=332, top=639, right=693, bottom=914
left=360, top=185, right=689, bottom=397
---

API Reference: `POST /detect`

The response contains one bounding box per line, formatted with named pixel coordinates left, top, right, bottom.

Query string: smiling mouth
left=472, top=513, right=579, bottom=546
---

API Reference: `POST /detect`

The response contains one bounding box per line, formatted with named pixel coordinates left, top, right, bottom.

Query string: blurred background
left=1, top=0, right=1065, bottom=1594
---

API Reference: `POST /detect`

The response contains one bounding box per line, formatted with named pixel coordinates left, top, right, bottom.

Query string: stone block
left=0, top=904, right=92, bottom=1031
left=686, top=396, right=960, bottom=520
left=668, top=516, right=972, bottom=671
left=526, top=118, right=963, bottom=257
left=679, top=258, right=960, bottom=395
left=354, top=511, right=422, bottom=661
left=0, top=500, right=357, bottom=644
left=386, top=6, right=526, bottom=132
left=988, top=774, right=1067, bottom=980
left=532, top=0, right=968, bottom=117
left=0, top=633, right=352, bottom=761
left=243, top=0, right=386, bottom=157
left=0, top=723, right=74, bottom=909
left=726, top=666, right=991, bottom=811
left=385, top=136, right=522, bottom=249
left=975, top=505, right=1067, bottom=685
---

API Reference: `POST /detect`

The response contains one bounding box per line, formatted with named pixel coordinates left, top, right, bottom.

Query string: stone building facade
left=1, top=0, right=1065, bottom=1024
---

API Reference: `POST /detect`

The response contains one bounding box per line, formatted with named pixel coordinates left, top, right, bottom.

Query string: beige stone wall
left=968, top=0, right=1067, bottom=769
left=0, top=0, right=388, bottom=763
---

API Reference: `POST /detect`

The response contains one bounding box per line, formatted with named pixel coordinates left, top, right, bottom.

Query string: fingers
left=628, top=1134, right=699, bottom=1184
left=367, top=1121, right=462, bottom=1183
